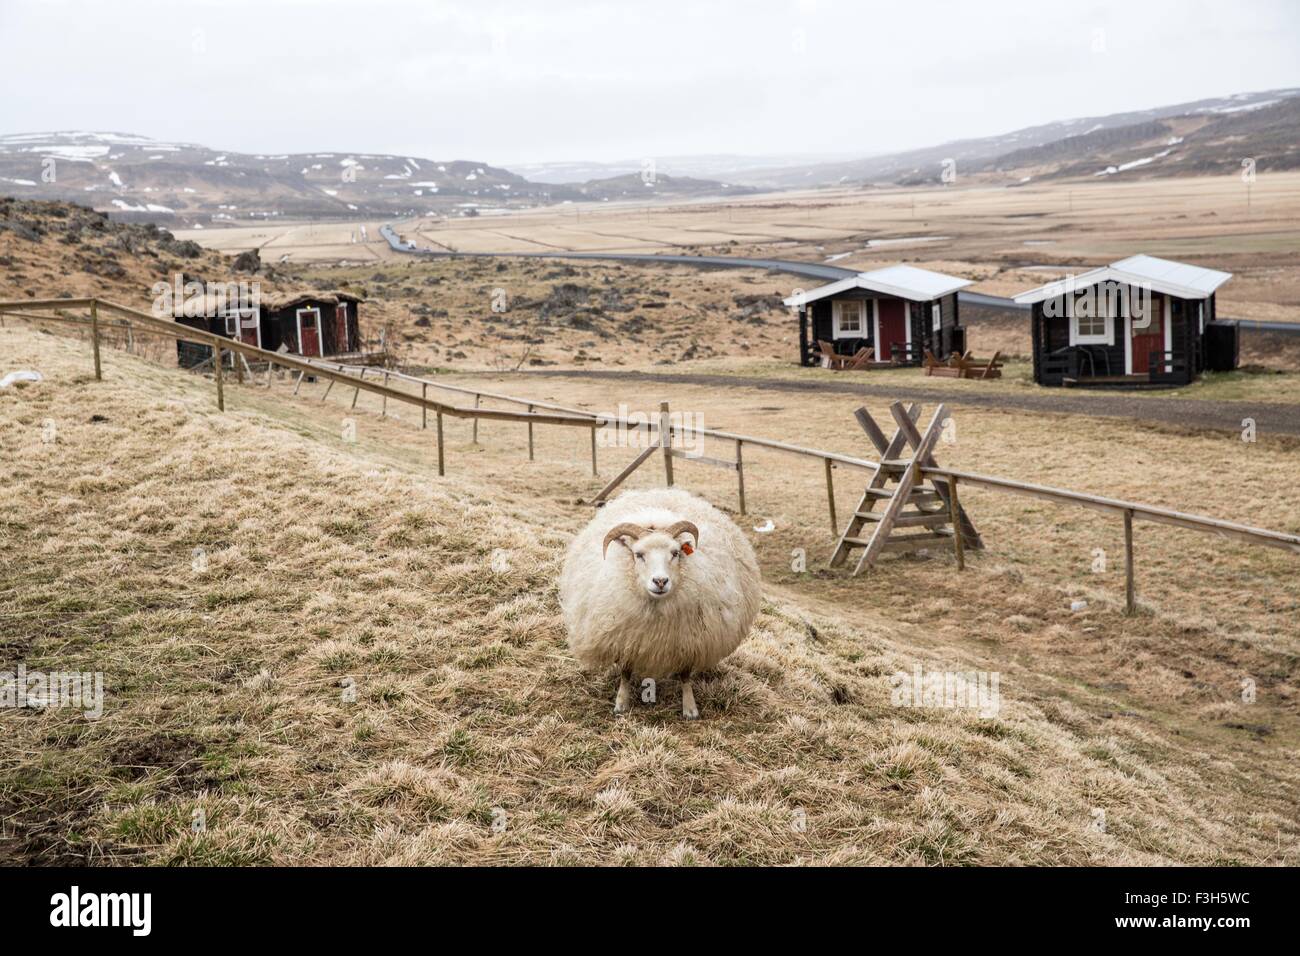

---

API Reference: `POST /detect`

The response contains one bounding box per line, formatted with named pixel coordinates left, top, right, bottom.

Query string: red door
left=298, top=309, right=321, bottom=357
left=335, top=303, right=349, bottom=354
left=876, top=299, right=908, bottom=362
left=1131, top=294, right=1164, bottom=374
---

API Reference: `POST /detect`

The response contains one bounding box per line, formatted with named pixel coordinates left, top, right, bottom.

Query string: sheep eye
left=634, top=553, right=644, bottom=561
left=671, top=550, right=680, bottom=559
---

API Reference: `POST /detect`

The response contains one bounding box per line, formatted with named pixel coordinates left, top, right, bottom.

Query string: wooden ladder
left=828, top=401, right=982, bottom=575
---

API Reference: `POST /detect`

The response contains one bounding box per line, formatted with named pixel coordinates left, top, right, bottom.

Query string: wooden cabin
left=259, top=291, right=364, bottom=358
left=784, top=265, right=972, bottom=367
left=176, top=289, right=367, bottom=368
left=1014, top=255, right=1236, bottom=387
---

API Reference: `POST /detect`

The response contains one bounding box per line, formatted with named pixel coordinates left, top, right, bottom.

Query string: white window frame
left=1067, top=290, right=1114, bottom=346
left=931, top=302, right=942, bottom=333
left=831, top=299, right=865, bottom=339
left=221, top=309, right=262, bottom=348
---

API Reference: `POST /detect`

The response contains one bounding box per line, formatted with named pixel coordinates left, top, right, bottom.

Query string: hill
left=725, top=88, right=1300, bottom=188
left=2, top=324, right=1297, bottom=864
left=0, top=133, right=744, bottom=228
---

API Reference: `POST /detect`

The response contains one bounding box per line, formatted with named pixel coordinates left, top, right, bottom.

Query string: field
left=2, top=323, right=1298, bottom=865
left=177, top=173, right=1300, bottom=327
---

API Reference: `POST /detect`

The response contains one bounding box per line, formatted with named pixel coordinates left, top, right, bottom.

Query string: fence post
left=126, top=321, right=134, bottom=354
left=381, top=371, right=389, bottom=417
left=735, top=439, right=746, bottom=514
left=948, top=474, right=965, bottom=570
left=527, top=404, right=535, bottom=461
left=90, top=301, right=102, bottom=380
left=235, top=346, right=244, bottom=384
left=352, top=367, right=365, bottom=409
left=824, top=458, right=837, bottom=536
left=1123, top=508, right=1135, bottom=614
left=473, top=394, right=480, bottom=444
left=590, top=424, right=598, bottom=476
left=660, top=401, right=673, bottom=487
left=214, top=345, right=225, bottom=411
left=436, top=409, right=445, bottom=476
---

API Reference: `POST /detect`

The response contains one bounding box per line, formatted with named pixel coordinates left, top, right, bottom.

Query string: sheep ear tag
left=682, top=542, right=694, bottom=555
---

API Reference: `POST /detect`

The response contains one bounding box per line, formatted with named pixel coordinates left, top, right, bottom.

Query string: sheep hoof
left=682, top=708, right=700, bottom=720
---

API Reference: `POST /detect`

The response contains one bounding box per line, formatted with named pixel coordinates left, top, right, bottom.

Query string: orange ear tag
left=682, top=542, right=694, bottom=555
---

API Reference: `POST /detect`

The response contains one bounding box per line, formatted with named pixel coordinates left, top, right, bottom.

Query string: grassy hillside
left=1, top=325, right=1296, bottom=865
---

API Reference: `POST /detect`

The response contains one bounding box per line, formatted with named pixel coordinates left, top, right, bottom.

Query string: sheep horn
left=663, top=521, right=700, bottom=547
left=602, top=523, right=649, bottom=557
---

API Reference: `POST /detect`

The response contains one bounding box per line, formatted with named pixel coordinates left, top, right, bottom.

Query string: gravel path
left=522, top=368, right=1300, bottom=438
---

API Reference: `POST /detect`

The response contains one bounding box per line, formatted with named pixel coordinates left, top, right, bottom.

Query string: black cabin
left=176, top=289, right=364, bottom=368
left=1015, top=255, right=1236, bottom=387
left=784, top=265, right=971, bottom=367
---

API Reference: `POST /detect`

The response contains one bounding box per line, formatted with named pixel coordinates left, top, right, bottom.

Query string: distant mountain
left=566, top=172, right=757, bottom=202
left=509, top=151, right=865, bottom=185
left=0, top=132, right=746, bottom=225
left=0, top=132, right=577, bottom=225
left=721, top=88, right=1300, bottom=188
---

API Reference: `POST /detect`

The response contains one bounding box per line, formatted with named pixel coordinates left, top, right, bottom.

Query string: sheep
left=559, top=487, right=762, bottom=719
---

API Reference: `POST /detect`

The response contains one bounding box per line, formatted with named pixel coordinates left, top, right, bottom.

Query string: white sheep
left=559, top=488, right=762, bottom=719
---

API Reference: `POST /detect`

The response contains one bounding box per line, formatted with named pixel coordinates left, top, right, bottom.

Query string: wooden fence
left=4, top=295, right=1299, bottom=615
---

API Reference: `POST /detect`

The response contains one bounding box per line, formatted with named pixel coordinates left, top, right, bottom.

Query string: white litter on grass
left=1070, top=600, right=1088, bottom=612
left=752, top=519, right=776, bottom=534
left=0, top=370, right=43, bottom=389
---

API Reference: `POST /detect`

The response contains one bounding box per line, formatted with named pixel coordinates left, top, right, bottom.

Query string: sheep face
left=603, top=521, right=699, bottom=601
left=625, top=531, right=686, bottom=599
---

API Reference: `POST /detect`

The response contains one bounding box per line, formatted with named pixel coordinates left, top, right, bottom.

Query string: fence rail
left=4, top=297, right=1299, bottom=594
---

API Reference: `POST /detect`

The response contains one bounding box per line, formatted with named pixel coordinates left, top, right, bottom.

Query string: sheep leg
left=614, top=668, right=633, bottom=716
left=679, top=672, right=699, bottom=720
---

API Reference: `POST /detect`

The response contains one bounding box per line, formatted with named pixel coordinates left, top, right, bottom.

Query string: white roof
left=783, top=265, right=971, bottom=307
left=1013, top=254, right=1232, bottom=305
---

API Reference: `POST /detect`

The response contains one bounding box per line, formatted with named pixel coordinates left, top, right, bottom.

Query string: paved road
left=519, top=367, right=1300, bottom=437
left=379, top=223, right=1029, bottom=311
left=380, top=223, right=1300, bottom=334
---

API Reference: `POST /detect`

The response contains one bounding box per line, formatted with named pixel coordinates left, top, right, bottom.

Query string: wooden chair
left=817, top=339, right=850, bottom=370
left=845, top=346, right=875, bottom=370
left=971, top=351, right=1003, bottom=379
left=923, top=349, right=964, bottom=378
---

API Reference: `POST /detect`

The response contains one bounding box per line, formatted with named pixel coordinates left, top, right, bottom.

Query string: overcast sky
left=2, top=0, right=1297, bottom=165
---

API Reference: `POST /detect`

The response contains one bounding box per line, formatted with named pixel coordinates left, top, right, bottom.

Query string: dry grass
left=1, top=324, right=1297, bottom=866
